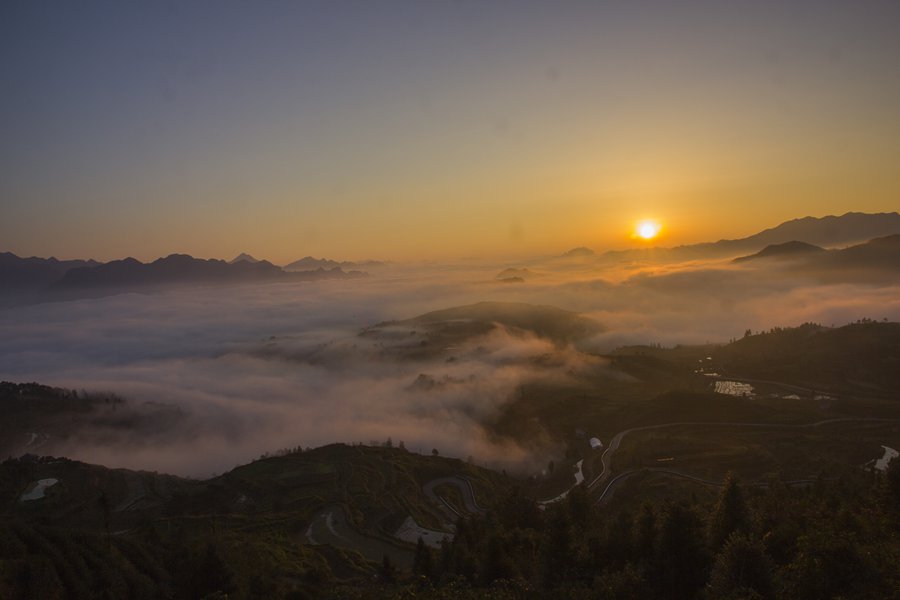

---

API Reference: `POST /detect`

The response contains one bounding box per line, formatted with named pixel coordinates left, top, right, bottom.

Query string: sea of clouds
left=2, top=256, right=897, bottom=477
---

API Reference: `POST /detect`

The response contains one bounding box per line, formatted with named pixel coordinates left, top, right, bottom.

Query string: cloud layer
left=2, top=258, right=897, bottom=477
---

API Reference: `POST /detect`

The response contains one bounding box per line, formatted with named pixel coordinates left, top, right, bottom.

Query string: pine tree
left=707, top=532, right=775, bottom=600
left=380, top=554, right=396, bottom=583
left=633, top=503, right=656, bottom=565
left=412, top=537, right=433, bottom=579
left=708, top=472, right=749, bottom=549
left=655, top=502, right=708, bottom=598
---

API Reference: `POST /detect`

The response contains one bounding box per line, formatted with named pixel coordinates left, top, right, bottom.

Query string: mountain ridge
left=599, top=211, right=900, bottom=262
left=732, top=241, right=826, bottom=263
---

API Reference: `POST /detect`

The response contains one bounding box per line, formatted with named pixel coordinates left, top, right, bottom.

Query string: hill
left=407, top=301, right=602, bottom=345
left=812, top=233, right=900, bottom=273
left=0, top=442, right=512, bottom=598
left=732, top=241, right=825, bottom=263
left=711, top=321, right=900, bottom=397
left=733, top=235, right=900, bottom=283
left=0, top=382, right=187, bottom=461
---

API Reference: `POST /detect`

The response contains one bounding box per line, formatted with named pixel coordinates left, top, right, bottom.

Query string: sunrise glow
left=635, top=220, right=662, bottom=240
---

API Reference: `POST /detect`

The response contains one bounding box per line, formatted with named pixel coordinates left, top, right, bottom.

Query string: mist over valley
left=3, top=213, right=899, bottom=479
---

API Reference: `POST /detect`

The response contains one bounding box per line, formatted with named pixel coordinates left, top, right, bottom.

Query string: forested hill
left=713, top=321, right=900, bottom=397
left=2, top=453, right=898, bottom=598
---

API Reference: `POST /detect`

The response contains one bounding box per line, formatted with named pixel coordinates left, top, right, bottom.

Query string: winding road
left=585, top=417, right=898, bottom=495
left=423, top=476, right=486, bottom=517
left=305, top=505, right=416, bottom=567
left=595, top=467, right=823, bottom=503
left=304, top=475, right=487, bottom=561
left=305, top=415, right=896, bottom=562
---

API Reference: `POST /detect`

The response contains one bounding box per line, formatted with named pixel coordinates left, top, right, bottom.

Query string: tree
left=182, top=542, right=235, bottom=599
left=380, top=554, right=396, bottom=583
left=708, top=472, right=749, bottom=550
left=98, top=491, right=112, bottom=552
left=540, top=506, right=572, bottom=589
left=633, top=503, right=657, bottom=565
left=432, top=448, right=439, bottom=456
left=707, top=532, right=775, bottom=600
left=482, top=532, right=515, bottom=584
left=412, top=537, right=433, bottom=579
left=787, top=526, right=869, bottom=600
left=655, top=502, right=708, bottom=598
left=594, top=563, right=652, bottom=600
left=884, top=456, right=900, bottom=518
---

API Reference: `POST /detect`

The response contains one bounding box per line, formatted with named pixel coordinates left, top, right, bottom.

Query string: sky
left=2, top=1, right=899, bottom=264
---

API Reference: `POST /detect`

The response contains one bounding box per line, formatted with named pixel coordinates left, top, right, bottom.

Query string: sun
left=634, top=220, right=661, bottom=240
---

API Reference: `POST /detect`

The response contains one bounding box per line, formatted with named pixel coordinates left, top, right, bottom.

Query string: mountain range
left=679, top=211, right=900, bottom=257
left=733, top=234, right=900, bottom=282
left=593, top=211, right=900, bottom=262
left=2, top=212, right=898, bottom=305
left=283, top=256, right=385, bottom=271
left=0, top=252, right=99, bottom=289
left=54, top=254, right=287, bottom=289
left=0, top=253, right=366, bottom=305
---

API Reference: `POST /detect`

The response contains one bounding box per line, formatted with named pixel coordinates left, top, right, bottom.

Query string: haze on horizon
left=2, top=1, right=900, bottom=263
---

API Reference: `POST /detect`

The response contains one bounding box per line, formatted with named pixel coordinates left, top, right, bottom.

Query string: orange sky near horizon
left=2, top=2, right=900, bottom=264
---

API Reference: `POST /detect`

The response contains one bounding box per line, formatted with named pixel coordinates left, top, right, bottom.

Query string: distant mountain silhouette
left=601, top=211, right=900, bottom=262
left=735, top=234, right=900, bottom=282
left=0, top=252, right=103, bottom=306
left=55, top=254, right=285, bottom=289
left=496, top=267, right=536, bottom=280
left=48, top=254, right=366, bottom=300
left=810, top=234, right=900, bottom=275
left=732, top=241, right=825, bottom=263
left=0, top=252, right=99, bottom=290
left=562, top=247, right=595, bottom=257
left=283, top=256, right=383, bottom=272
left=229, top=252, right=260, bottom=264
left=684, top=211, right=900, bottom=257
left=284, top=256, right=343, bottom=270
left=737, top=212, right=900, bottom=248
left=0, top=251, right=370, bottom=304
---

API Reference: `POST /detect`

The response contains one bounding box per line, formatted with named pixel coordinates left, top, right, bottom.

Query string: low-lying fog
left=2, top=256, right=899, bottom=477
